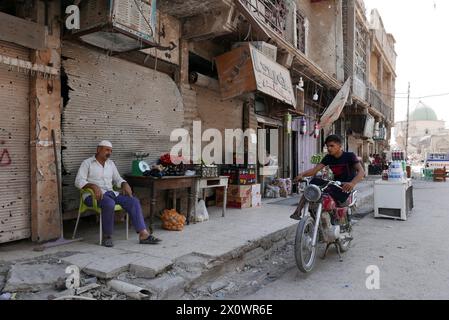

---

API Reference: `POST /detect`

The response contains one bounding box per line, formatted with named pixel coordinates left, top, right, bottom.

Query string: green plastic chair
left=72, top=188, right=129, bottom=245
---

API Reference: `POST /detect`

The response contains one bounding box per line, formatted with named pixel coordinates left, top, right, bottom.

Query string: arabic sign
left=215, top=43, right=295, bottom=107
left=250, top=46, right=296, bottom=107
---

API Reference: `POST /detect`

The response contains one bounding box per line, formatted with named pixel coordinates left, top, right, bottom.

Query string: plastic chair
left=72, top=188, right=129, bottom=245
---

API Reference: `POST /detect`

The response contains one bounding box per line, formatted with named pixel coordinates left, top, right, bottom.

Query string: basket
left=186, top=164, right=219, bottom=178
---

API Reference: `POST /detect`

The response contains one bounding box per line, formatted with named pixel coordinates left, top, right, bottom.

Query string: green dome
left=410, top=102, right=438, bottom=121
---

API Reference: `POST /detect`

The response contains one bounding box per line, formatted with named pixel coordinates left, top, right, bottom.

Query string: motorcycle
left=294, top=178, right=357, bottom=273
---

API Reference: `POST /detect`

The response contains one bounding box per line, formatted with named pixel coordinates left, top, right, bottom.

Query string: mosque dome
left=410, top=101, right=438, bottom=121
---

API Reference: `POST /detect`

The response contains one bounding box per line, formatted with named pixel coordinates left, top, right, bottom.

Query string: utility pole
left=405, top=82, right=411, bottom=159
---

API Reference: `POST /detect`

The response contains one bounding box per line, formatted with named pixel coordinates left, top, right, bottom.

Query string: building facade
left=342, top=0, right=397, bottom=162
left=0, top=0, right=397, bottom=244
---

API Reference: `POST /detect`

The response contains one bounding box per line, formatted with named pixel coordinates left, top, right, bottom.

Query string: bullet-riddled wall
left=61, top=42, right=184, bottom=214
left=296, top=0, right=345, bottom=82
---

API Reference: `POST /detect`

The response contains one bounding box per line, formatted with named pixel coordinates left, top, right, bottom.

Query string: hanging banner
left=320, top=77, right=352, bottom=129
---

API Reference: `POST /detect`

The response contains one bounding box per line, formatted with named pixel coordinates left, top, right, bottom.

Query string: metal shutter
left=0, top=41, right=31, bottom=243
left=61, top=42, right=184, bottom=213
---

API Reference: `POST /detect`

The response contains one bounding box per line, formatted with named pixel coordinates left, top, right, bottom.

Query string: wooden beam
left=30, top=0, right=61, bottom=243
left=0, top=12, right=47, bottom=50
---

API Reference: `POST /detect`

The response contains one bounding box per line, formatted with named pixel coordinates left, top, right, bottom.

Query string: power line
left=395, top=92, right=449, bottom=100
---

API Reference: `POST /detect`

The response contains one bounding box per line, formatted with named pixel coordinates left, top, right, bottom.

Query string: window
left=355, top=20, right=368, bottom=81
left=296, top=11, right=306, bottom=53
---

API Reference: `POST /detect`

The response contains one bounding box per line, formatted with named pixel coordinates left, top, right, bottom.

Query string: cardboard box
left=227, top=185, right=252, bottom=197
left=251, top=195, right=262, bottom=208
left=251, top=184, right=261, bottom=196
left=227, top=196, right=251, bottom=209
left=216, top=195, right=251, bottom=209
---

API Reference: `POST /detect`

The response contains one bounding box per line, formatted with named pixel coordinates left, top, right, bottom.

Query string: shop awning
left=215, top=43, right=296, bottom=107
left=319, top=77, right=352, bottom=129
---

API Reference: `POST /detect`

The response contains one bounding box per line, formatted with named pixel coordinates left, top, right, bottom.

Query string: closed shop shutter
left=0, top=41, right=31, bottom=243
left=61, top=42, right=184, bottom=212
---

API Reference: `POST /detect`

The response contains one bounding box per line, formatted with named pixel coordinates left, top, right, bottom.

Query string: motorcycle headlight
left=303, top=185, right=322, bottom=202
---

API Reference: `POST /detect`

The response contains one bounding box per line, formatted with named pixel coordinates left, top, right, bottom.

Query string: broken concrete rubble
left=3, top=263, right=68, bottom=293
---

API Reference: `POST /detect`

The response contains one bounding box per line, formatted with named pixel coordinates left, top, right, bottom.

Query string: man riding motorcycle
left=291, top=134, right=365, bottom=220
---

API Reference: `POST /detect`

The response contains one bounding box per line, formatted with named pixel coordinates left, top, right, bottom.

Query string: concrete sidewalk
left=0, top=180, right=375, bottom=299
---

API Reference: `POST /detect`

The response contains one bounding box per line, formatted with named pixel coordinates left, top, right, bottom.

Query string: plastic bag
left=161, top=209, right=186, bottom=231
left=273, top=178, right=288, bottom=197
left=194, top=200, right=209, bottom=222
left=265, top=185, right=280, bottom=198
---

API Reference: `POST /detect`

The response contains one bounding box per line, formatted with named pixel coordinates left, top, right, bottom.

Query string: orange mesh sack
left=161, top=209, right=186, bottom=231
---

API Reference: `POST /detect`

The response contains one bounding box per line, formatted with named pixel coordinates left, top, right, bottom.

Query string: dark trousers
left=85, top=191, right=147, bottom=237
left=310, top=178, right=351, bottom=204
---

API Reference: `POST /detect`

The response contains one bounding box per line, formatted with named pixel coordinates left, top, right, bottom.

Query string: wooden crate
left=433, top=168, right=447, bottom=182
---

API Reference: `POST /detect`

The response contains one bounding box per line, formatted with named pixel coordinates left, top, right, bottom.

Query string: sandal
left=101, top=237, right=114, bottom=248
left=139, top=235, right=161, bottom=245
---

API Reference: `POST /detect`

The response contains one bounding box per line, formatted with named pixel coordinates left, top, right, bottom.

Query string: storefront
left=215, top=42, right=297, bottom=199
left=0, top=40, right=31, bottom=243
left=61, top=41, right=185, bottom=215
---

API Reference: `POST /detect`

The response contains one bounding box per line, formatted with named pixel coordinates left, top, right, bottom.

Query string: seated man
left=75, top=140, right=161, bottom=247
left=291, top=134, right=365, bottom=220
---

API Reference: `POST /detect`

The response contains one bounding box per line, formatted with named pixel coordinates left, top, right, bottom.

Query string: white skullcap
left=98, top=140, right=113, bottom=148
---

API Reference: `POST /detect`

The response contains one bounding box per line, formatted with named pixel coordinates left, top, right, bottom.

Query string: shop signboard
left=215, top=43, right=296, bottom=107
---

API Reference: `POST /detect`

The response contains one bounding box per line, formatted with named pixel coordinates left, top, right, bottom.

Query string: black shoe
left=139, top=235, right=161, bottom=245
left=101, top=238, right=114, bottom=248
left=290, top=213, right=301, bottom=221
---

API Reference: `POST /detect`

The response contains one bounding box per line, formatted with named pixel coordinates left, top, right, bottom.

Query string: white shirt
left=75, top=156, right=126, bottom=199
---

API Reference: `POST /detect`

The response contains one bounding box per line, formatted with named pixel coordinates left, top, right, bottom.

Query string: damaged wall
left=141, top=11, right=181, bottom=66
left=0, top=41, right=31, bottom=243
left=61, top=41, right=184, bottom=213
left=193, top=84, right=244, bottom=162
left=297, top=0, right=345, bottom=81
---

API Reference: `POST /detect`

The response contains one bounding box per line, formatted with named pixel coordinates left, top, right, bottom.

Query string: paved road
left=239, top=180, right=449, bottom=300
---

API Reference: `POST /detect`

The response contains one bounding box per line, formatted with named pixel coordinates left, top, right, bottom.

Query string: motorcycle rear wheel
left=295, top=216, right=317, bottom=273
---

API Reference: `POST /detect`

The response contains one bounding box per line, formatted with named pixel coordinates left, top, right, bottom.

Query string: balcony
left=158, top=0, right=226, bottom=18
left=373, top=29, right=396, bottom=70
left=239, top=0, right=288, bottom=38
left=369, top=88, right=393, bottom=122
left=370, top=10, right=397, bottom=71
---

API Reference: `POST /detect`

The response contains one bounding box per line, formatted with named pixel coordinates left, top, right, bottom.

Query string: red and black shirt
left=320, top=152, right=360, bottom=182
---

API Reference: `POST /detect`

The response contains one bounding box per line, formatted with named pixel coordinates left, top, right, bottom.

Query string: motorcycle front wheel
left=294, top=216, right=317, bottom=273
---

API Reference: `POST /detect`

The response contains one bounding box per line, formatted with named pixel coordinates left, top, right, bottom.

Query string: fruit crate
left=221, top=169, right=256, bottom=185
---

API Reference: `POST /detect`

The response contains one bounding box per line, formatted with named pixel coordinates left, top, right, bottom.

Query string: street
left=193, top=180, right=449, bottom=300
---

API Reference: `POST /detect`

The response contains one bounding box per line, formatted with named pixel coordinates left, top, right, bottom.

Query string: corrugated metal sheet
left=298, top=105, right=318, bottom=173
left=61, top=42, right=184, bottom=212
left=0, top=40, right=31, bottom=243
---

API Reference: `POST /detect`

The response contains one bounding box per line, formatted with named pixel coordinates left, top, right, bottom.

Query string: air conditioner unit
left=71, top=0, right=157, bottom=53
left=363, top=114, right=375, bottom=138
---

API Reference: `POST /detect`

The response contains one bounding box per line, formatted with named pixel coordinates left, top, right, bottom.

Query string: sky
left=364, top=0, right=449, bottom=126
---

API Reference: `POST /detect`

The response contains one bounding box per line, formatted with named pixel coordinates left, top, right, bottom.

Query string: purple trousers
left=85, top=191, right=147, bottom=237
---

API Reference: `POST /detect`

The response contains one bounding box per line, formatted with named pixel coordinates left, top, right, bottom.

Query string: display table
left=125, top=175, right=199, bottom=233
left=197, top=176, right=228, bottom=217
left=374, top=179, right=414, bottom=221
